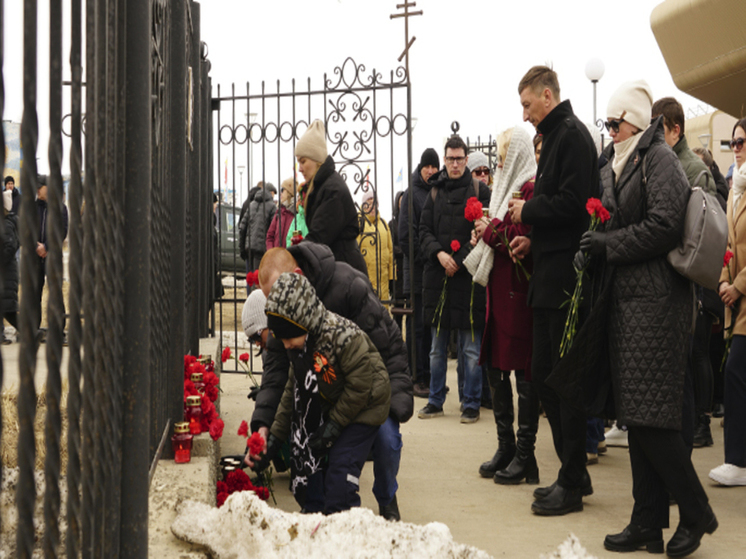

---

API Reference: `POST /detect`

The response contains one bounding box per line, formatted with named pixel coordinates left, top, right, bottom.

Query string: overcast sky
left=4, top=0, right=706, bottom=214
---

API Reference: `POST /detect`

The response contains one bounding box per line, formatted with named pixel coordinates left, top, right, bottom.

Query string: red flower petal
left=221, top=346, right=231, bottom=363
left=247, top=432, right=265, bottom=456
left=450, top=240, right=461, bottom=253
left=217, top=491, right=229, bottom=507
left=724, top=250, right=734, bottom=267
left=239, top=352, right=250, bottom=363
left=209, top=417, right=224, bottom=441
left=237, top=420, right=249, bottom=438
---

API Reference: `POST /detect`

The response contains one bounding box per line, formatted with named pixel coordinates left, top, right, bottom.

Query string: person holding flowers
left=563, top=79, right=715, bottom=556
left=417, top=135, right=490, bottom=424
left=709, top=118, right=746, bottom=488
left=464, top=126, right=540, bottom=485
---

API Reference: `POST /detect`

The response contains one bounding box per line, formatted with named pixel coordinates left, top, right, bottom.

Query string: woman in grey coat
left=579, top=81, right=715, bottom=557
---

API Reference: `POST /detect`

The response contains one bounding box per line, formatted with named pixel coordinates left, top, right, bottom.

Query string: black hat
left=266, top=312, right=307, bottom=340
left=419, top=148, right=440, bottom=169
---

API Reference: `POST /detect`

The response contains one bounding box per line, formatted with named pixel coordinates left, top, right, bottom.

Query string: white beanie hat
left=3, top=190, right=12, bottom=213
left=606, top=80, right=653, bottom=131
left=295, top=120, right=328, bottom=163
left=242, top=289, right=268, bottom=339
left=468, top=150, right=490, bottom=172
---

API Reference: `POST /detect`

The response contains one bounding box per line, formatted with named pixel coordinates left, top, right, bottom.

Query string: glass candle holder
left=172, top=422, right=193, bottom=464
left=190, top=372, right=205, bottom=394
left=291, top=230, right=304, bottom=245
left=185, top=395, right=203, bottom=435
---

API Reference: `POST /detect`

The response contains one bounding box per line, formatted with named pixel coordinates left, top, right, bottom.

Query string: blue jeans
left=372, top=416, right=402, bottom=507
left=429, top=328, right=482, bottom=410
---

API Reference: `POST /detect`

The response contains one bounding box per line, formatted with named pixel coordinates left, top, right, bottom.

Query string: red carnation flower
left=217, top=481, right=228, bottom=494
left=586, top=198, right=610, bottom=223
left=237, top=420, right=249, bottom=438
left=226, top=470, right=251, bottom=492
left=464, top=197, right=483, bottom=222
left=246, top=271, right=259, bottom=287
left=450, top=240, right=461, bottom=253
left=203, top=371, right=219, bottom=387
left=184, top=380, right=199, bottom=398
left=216, top=491, right=229, bottom=508
left=724, top=250, right=734, bottom=267
left=239, top=352, right=250, bottom=363
left=184, top=355, right=197, bottom=367
left=209, top=417, right=224, bottom=441
left=205, top=384, right=219, bottom=403
left=247, top=432, right=265, bottom=456
left=254, top=487, right=270, bottom=501
left=221, top=346, right=231, bottom=363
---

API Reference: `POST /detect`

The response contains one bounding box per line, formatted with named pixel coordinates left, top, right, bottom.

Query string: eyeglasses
left=604, top=119, right=625, bottom=133
left=473, top=168, right=490, bottom=176
left=444, top=156, right=466, bottom=164
left=730, top=137, right=745, bottom=150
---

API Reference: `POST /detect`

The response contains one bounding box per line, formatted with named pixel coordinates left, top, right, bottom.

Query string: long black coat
left=521, top=100, right=597, bottom=309
left=2, top=212, right=20, bottom=315
left=419, top=169, right=490, bottom=330
left=250, top=241, right=413, bottom=432
left=304, top=156, right=367, bottom=276
left=398, top=165, right=433, bottom=294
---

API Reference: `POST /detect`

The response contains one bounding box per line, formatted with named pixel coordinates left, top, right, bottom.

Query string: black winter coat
left=2, top=212, right=20, bottom=314
left=239, top=188, right=276, bottom=255
left=398, top=165, right=433, bottom=294
left=250, top=241, right=413, bottom=432
left=521, top=100, right=597, bottom=309
left=303, top=156, right=368, bottom=276
left=419, top=169, right=490, bottom=330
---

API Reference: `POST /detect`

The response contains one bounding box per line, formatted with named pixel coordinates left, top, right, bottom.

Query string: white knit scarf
left=464, top=127, right=537, bottom=286
left=611, top=126, right=647, bottom=184
left=732, top=161, right=746, bottom=220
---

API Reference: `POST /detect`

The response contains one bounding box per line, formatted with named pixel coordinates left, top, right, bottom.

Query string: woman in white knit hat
left=568, top=80, right=716, bottom=556
left=295, top=120, right=367, bottom=275
left=465, top=127, right=539, bottom=485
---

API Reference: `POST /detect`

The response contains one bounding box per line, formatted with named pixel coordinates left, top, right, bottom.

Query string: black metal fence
left=0, top=1, right=214, bottom=556
left=213, top=57, right=413, bottom=370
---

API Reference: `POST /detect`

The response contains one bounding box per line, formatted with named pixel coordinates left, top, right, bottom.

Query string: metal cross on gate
left=390, top=1, right=423, bottom=80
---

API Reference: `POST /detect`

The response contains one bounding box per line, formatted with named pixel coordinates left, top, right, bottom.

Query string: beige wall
left=686, top=111, right=738, bottom=174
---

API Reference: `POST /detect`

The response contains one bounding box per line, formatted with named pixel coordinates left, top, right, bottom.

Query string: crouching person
left=249, top=272, right=391, bottom=514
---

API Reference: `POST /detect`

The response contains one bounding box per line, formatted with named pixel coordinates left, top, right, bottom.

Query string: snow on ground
left=172, top=491, right=493, bottom=559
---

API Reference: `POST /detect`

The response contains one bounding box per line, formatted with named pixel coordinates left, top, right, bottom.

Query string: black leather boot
left=479, top=370, right=515, bottom=478
left=692, top=413, right=713, bottom=447
left=494, top=373, right=539, bottom=485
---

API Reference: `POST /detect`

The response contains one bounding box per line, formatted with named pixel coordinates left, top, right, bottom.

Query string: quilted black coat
left=419, top=169, right=490, bottom=330
left=602, top=118, right=692, bottom=430
left=2, top=212, right=20, bottom=315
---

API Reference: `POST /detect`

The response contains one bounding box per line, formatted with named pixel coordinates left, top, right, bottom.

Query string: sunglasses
left=730, top=137, right=745, bottom=150
left=473, top=168, right=490, bottom=176
left=604, top=119, right=625, bottom=133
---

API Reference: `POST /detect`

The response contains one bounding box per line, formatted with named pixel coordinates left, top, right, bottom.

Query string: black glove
left=240, top=249, right=248, bottom=261
left=251, top=433, right=280, bottom=473
left=308, top=420, right=343, bottom=453
left=572, top=250, right=588, bottom=272
left=247, top=385, right=261, bottom=401
left=579, top=230, right=607, bottom=256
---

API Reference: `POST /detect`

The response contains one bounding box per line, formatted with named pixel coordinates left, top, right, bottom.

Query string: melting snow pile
left=171, top=491, right=493, bottom=559
left=540, top=533, right=597, bottom=559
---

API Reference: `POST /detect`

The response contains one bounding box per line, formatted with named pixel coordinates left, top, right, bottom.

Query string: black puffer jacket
left=303, top=156, right=367, bottom=276
left=419, top=170, right=490, bottom=330
left=602, top=118, right=692, bottom=430
left=2, top=212, right=20, bottom=314
left=239, top=188, right=276, bottom=254
left=250, top=241, right=413, bottom=431
left=398, top=166, right=434, bottom=294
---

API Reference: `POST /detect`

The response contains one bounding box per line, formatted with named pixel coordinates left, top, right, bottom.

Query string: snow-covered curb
left=171, top=491, right=493, bottom=559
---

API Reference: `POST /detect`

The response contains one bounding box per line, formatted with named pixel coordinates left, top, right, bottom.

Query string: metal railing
left=0, top=1, right=214, bottom=556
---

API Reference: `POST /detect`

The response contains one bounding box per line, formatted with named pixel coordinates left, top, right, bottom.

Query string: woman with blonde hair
left=294, top=120, right=367, bottom=275
left=266, top=177, right=297, bottom=249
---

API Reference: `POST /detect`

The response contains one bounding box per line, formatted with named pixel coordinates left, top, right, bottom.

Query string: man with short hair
left=417, top=136, right=490, bottom=424
left=398, top=148, right=440, bottom=398
left=4, top=176, right=20, bottom=214
left=651, top=97, right=714, bottom=193
left=508, top=65, right=598, bottom=515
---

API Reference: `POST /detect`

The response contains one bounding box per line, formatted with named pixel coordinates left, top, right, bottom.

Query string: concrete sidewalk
left=218, top=357, right=742, bottom=558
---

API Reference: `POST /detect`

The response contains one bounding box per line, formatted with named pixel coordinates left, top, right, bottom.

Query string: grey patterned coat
left=267, top=273, right=391, bottom=441
left=601, top=117, right=692, bottom=430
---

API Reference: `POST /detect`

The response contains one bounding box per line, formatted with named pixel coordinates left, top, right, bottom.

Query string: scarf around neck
left=732, top=161, right=746, bottom=219
left=611, top=126, right=647, bottom=184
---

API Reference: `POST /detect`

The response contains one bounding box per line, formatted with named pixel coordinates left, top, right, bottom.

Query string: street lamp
left=237, top=165, right=245, bottom=206
left=585, top=58, right=605, bottom=126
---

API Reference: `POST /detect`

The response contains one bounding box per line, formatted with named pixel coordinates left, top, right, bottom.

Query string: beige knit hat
left=295, top=119, right=328, bottom=163
left=242, top=289, right=268, bottom=339
left=606, top=80, right=653, bottom=132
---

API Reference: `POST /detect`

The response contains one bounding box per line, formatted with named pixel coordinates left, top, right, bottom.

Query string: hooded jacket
left=303, top=156, right=367, bottom=276
left=240, top=187, right=276, bottom=254
left=266, top=203, right=295, bottom=250
left=419, top=168, right=490, bottom=330
left=673, top=135, right=715, bottom=194
left=267, top=273, right=391, bottom=441
left=250, top=241, right=413, bottom=432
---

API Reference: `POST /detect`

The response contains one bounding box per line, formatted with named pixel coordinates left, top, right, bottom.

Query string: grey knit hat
left=468, top=151, right=490, bottom=173
left=242, top=289, right=268, bottom=339
left=295, top=120, right=328, bottom=163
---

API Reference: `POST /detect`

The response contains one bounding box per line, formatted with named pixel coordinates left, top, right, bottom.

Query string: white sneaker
left=709, top=463, right=746, bottom=486
left=605, top=424, right=629, bottom=447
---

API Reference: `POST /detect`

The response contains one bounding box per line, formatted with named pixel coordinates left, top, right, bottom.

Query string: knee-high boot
left=479, top=369, right=515, bottom=478
left=494, top=372, right=539, bottom=485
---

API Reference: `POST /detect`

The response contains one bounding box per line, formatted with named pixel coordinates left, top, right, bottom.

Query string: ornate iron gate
left=213, top=57, right=413, bottom=363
